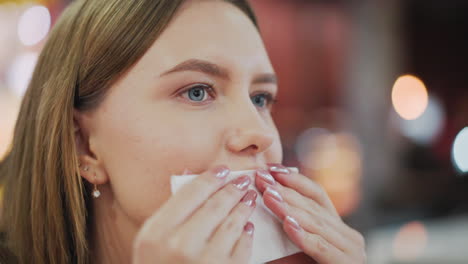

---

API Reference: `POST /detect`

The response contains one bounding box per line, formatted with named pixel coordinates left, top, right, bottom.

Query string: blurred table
left=366, top=215, right=468, bottom=264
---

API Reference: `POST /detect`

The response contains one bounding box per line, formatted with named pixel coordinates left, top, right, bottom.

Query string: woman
left=0, top=0, right=366, bottom=263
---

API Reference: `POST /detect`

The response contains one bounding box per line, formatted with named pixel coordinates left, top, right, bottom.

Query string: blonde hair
left=0, top=0, right=257, bottom=263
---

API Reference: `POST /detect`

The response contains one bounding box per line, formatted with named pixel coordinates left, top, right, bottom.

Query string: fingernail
left=182, top=168, right=193, bottom=175
left=286, top=215, right=302, bottom=231
left=265, top=186, right=283, bottom=202
left=257, top=169, right=276, bottom=185
left=213, top=165, right=230, bottom=179
left=232, top=175, right=251, bottom=191
left=241, top=190, right=258, bottom=207
left=244, top=222, right=254, bottom=236
left=267, top=163, right=290, bottom=174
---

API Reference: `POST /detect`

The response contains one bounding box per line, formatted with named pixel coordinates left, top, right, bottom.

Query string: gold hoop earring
left=92, top=173, right=101, bottom=198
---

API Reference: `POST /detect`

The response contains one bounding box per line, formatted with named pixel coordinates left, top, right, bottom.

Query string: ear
left=74, top=110, right=109, bottom=185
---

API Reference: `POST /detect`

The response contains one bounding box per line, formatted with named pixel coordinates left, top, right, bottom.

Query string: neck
left=90, top=185, right=139, bottom=264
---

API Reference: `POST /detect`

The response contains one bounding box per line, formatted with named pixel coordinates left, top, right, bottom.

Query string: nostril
left=240, top=144, right=259, bottom=155
left=247, top=145, right=260, bottom=155
left=226, top=130, right=274, bottom=154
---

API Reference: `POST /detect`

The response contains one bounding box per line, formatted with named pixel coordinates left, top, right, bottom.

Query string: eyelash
left=178, top=83, right=278, bottom=109
left=251, top=92, right=278, bottom=109
left=178, top=83, right=216, bottom=104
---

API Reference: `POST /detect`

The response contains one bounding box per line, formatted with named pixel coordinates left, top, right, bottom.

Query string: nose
left=225, top=105, right=275, bottom=156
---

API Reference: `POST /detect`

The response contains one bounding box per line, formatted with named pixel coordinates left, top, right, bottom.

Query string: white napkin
left=170, top=168, right=302, bottom=264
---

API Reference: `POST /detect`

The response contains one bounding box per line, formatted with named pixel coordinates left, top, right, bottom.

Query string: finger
left=263, top=181, right=364, bottom=246
left=230, top=222, right=254, bottom=263
left=283, top=186, right=365, bottom=246
left=139, top=165, right=230, bottom=239
left=283, top=216, right=349, bottom=264
left=263, top=187, right=363, bottom=262
left=206, top=190, right=257, bottom=257
left=262, top=186, right=288, bottom=220
left=255, top=172, right=324, bottom=220
left=278, top=185, right=328, bottom=219
left=286, top=205, right=358, bottom=254
left=255, top=169, right=277, bottom=192
left=174, top=176, right=253, bottom=254
left=266, top=164, right=339, bottom=217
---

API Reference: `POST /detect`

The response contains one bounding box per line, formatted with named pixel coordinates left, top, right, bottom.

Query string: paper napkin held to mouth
left=171, top=168, right=301, bottom=264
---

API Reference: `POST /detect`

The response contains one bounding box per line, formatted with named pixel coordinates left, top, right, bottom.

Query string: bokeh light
left=398, top=95, right=445, bottom=145
left=392, top=74, right=429, bottom=120
left=295, top=128, right=337, bottom=170
left=17, top=5, right=51, bottom=46
left=6, top=51, right=39, bottom=97
left=296, top=129, right=362, bottom=216
left=393, top=221, right=428, bottom=261
left=452, top=127, right=468, bottom=173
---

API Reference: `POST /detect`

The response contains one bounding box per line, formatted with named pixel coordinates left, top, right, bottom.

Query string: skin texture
left=75, top=1, right=365, bottom=263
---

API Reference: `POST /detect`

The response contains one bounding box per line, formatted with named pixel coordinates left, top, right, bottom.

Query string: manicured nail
left=213, top=165, right=230, bottom=179
left=257, top=169, right=276, bottom=185
left=244, top=222, right=254, bottom=236
left=182, top=168, right=193, bottom=175
left=268, top=163, right=290, bottom=174
left=232, top=175, right=251, bottom=191
left=241, top=190, right=258, bottom=207
left=265, top=186, right=283, bottom=202
left=286, top=215, right=302, bottom=231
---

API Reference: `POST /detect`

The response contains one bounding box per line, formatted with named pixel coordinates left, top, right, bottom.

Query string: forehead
left=142, top=0, right=273, bottom=73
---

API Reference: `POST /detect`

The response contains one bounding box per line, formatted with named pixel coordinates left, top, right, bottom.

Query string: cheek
left=265, top=121, right=283, bottom=164
left=94, top=108, right=222, bottom=224
left=269, top=136, right=283, bottom=163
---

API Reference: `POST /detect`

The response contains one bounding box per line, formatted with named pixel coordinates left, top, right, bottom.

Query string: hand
left=255, top=164, right=366, bottom=264
left=132, top=166, right=257, bottom=264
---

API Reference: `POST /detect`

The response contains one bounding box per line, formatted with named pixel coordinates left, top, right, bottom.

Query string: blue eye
left=183, top=85, right=210, bottom=102
left=251, top=93, right=274, bottom=108
left=188, top=87, right=205, bottom=101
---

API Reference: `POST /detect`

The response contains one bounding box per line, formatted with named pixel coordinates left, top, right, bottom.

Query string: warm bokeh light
left=398, top=95, right=445, bottom=145
left=17, top=5, right=51, bottom=46
left=392, top=74, right=429, bottom=120
left=452, top=127, right=468, bottom=173
left=295, top=128, right=337, bottom=170
left=393, top=221, right=428, bottom=261
left=296, top=129, right=362, bottom=216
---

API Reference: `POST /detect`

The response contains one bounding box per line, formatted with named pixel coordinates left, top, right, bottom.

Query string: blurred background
left=0, top=0, right=467, bottom=263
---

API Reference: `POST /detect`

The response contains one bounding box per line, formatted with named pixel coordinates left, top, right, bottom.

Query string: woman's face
left=79, top=0, right=282, bottom=225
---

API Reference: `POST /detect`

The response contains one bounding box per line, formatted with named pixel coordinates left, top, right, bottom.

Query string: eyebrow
left=160, top=59, right=277, bottom=85
left=252, top=73, right=277, bottom=85
left=161, top=59, right=229, bottom=79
